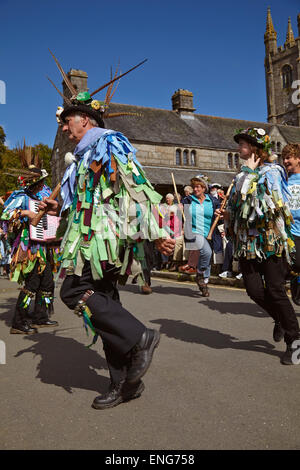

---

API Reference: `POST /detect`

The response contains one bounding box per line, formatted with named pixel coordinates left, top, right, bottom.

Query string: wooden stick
left=31, top=183, right=61, bottom=227
left=206, top=180, right=234, bottom=241
left=171, top=172, right=185, bottom=222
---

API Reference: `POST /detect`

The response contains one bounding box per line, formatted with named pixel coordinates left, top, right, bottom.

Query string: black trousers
left=143, top=240, right=155, bottom=286
left=292, top=236, right=300, bottom=272
left=60, top=261, right=145, bottom=385
left=222, top=240, right=233, bottom=272
left=240, top=255, right=299, bottom=344
left=13, top=260, right=54, bottom=327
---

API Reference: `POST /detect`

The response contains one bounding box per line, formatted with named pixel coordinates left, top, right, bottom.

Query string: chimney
left=62, top=69, right=88, bottom=105
left=172, top=89, right=195, bottom=114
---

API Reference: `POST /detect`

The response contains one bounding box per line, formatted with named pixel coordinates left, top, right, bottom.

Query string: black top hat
left=234, top=127, right=271, bottom=152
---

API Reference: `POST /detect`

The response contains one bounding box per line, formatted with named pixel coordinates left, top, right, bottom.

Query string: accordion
left=29, top=199, right=61, bottom=243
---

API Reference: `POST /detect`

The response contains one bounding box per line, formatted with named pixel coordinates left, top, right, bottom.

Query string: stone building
left=265, top=8, right=300, bottom=126
left=51, top=9, right=300, bottom=195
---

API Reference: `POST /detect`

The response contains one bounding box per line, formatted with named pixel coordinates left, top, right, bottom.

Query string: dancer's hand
left=155, top=238, right=176, bottom=256
left=38, top=198, right=59, bottom=216
left=245, top=153, right=260, bottom=171
left=20, top=210, right=37, bottom=222
left=215, top=208, right=229, bottom=221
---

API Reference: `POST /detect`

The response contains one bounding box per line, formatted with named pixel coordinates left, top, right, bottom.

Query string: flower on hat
left=76, top=92, right=92, bottom=103
left=257, top=128, right=266, bottom=136
left=91, top=100, right=101, bottom=110
left=17, top=176, right=26, bottom=187
left=265, top=135, right=270, bottom=142
left=56, top=106, right=64, bottom=123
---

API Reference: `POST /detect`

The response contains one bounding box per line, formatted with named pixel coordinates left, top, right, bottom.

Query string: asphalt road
left=1, top=276, right=300, bottom=450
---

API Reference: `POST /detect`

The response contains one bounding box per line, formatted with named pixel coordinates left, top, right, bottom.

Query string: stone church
left=51, top=8, right=300, bottom=195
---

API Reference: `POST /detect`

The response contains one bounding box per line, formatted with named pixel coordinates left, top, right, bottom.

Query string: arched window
left=183, top=150, right=188, bottom=165
left=227, top=153, right=233, bottom=169
left=190, top=150, right=196, bottom=166
left=277, top=142, right=281, bottom=153
left=176, top=149, right=181, bottom=165
left=282, top=65, right=293, bottom=89
left=234, top=153, right=239, bottom=168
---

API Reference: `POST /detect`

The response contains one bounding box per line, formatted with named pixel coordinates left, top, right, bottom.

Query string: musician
left=1, top=152, right=59, bottom=334
left=217, top=127, right=300, bottom=365
left=39, top=54, right=175, bottom=410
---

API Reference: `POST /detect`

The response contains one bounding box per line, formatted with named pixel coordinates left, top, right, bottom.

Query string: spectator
left=282, top=143, right=300, bottom=305
left=182, top=175, right=222, bottom=297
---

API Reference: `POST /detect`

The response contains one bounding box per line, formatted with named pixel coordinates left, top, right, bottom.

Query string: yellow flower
left=91, top=100, right=101, bottom=110
left=265, top=135, right=270, bottom=142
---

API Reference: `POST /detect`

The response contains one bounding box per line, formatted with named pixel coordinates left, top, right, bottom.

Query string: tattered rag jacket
left=227, top=163, right=294, bottom=262
left=58, top=128, right=167, bottom=284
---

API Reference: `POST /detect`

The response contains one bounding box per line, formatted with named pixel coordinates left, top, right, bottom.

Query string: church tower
left=264, top=8, right=300, bottom=126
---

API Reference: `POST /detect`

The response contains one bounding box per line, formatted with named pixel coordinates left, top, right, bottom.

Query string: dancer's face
left=238, top=139, right=252, bottom=160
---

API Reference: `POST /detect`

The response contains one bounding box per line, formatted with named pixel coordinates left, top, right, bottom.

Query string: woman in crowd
left=182, top=175, right=222, bottom=297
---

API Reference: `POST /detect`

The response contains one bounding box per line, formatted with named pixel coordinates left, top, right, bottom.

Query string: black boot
left=281, top=341, right=300, bottom=365
left=273, top=322, right=284, bottom=343
left=126, top=329, right=160, bottom=384
left=10, top=322, right=38, bottom=335
left=31, top=291, right=58, bottom=328
left=92, top=380, right=145, bottom=410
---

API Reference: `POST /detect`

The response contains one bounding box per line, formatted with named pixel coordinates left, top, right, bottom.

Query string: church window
left=183, top=150, right=188, bottom=165
left=282, top=65, right=293, bottom=89
left=176, top=149, right=181, bottom=165
left=227, top=153, right=233, bottom=169
left=277, top=142, right=281, bottom=153
left=190, top=150, right=196, bottom=166
left=234, top=153, right=239, bottom=168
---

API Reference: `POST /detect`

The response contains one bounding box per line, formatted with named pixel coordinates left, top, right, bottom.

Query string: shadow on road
left=0, top=296, right=16, bottom=327
left=201, top=299, right=268, bottom=318
left=151, top=318, right=281, bottom=359
left=14, top=330, right=109, bottom=394
left=120, top=283, right=201, bottom=298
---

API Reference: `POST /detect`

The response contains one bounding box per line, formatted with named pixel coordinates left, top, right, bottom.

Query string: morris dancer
left=40, top=53, right=175, bottom=409
left=218, top=128, right=300, bottom=365
left=1, top=145, right=59, bottom=334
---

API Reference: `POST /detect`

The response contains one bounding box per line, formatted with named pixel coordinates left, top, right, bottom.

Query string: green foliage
left=0, top=126, right=53, bottom=196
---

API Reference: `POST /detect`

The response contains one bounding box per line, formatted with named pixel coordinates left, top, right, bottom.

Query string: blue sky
left=0, top=0, right=299, bottom=149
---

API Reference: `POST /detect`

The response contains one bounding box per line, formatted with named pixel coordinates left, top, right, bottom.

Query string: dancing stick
left=31, top=183, right=61, bottom=227
left=206, top=180, right=234, bottom=241
left=171, top=173, right=185, bottom=222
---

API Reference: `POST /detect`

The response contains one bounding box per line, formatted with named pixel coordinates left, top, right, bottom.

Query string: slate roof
left=105, top=102, right=300, bottom=150
left=142, top=166, right=235, bottom=187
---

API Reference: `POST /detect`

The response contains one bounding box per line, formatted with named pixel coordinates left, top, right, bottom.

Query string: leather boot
left=273, top=322, right=284, bottom=343
left=10, top=322, right=38, bottom=335
left=141, top=283, right=152, bottom=294
left=196, top=273, right=210, bottom=297
left=280, top=340, right=300, bottom=365
left=92, top=380, right=145, bottom=409
left=126, top=329, right=160, bottom=384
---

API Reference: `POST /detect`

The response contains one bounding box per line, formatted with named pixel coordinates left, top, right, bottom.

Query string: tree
left=0, top=127, right=53, bottom=196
